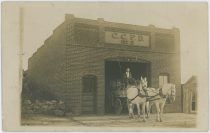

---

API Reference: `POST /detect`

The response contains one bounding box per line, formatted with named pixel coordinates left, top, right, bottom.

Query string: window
left=82, top=75, right=96, bottom=93
left=159, top=73, right=169, bottom=88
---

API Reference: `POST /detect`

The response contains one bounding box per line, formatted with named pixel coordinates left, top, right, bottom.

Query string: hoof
left=156, top=119, right=160, bottom=122
left=143, top=119, right=146, bottom=122
left=130, top=115, right=135, bottom=119
left=160, top=119, right=163, bottom=122
left=129, top=116, right=134, bottom=119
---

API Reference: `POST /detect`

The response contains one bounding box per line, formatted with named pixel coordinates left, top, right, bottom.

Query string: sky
left=20, top=2, right=208, bottom=83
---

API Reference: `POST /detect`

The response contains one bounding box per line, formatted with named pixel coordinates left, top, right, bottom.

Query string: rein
left=128, top=86, right=146, bottom=102
left=128, top=82, right=175, bottom=103
left=128, top=94, right=139, bottom=102
left=128, top=88, right=167, bottom=103
left=147, top=94, right=167, bottom=102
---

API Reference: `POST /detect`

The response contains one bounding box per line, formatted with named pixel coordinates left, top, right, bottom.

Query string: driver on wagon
left=124, top=67, right=133, bottom=87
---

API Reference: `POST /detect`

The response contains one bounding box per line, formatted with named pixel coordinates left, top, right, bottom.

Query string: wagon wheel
left=114, top=98, right=123, bottom=115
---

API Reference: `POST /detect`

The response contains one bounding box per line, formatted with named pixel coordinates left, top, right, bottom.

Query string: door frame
left=104, top=57, right=151, bottom=114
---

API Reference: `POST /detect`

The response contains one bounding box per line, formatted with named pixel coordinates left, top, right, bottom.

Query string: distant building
left=182, top=76, right=197, bottom=113
left=27, top=14, right=181, bottom=115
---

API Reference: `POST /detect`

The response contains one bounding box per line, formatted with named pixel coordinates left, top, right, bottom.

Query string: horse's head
left=140, top=76, right=148, bottom=89
left=168, top=84, right=176, bottom=103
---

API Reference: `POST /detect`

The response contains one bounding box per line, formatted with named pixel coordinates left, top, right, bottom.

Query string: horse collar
left=159, top=88, right=167, bottom=98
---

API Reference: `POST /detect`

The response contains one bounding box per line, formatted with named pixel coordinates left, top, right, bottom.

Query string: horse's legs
left=136, top=103, right=141, bottom=119
left=128, top=103, right=134, bottom=119
left=142, top=103, right=146, bottom=122
left=127, top=102, right=130, bottom=117
left=146, top=101, right=150, bottom=118
left=131, top=104, right=135, bottom=118
left=127, top=99, right=134, bottom=119
left=155, top=102, right=160, bottom=122
left=160, top=101, right=166, bottom=122
left=148, top=103, right=153, bottom=118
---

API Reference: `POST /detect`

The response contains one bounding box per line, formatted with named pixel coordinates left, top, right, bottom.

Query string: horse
left=126, top=79, right=147, bottom=122
left=140, top=77, right=176, bottom=122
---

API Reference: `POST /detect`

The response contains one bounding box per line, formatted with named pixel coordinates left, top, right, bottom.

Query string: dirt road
left=22, top=113, right=196, bottom=128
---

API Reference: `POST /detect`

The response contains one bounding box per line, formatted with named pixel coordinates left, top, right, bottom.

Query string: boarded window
left=82, top=75, right=96, bottom=93
left=159, top=73, right=169, bottom=88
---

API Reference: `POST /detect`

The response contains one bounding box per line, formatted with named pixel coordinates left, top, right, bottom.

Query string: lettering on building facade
left=105, top=31, right=150, bottom=47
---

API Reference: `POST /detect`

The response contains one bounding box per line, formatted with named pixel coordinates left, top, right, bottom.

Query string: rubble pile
left=22, top=100, right=66, bottom=116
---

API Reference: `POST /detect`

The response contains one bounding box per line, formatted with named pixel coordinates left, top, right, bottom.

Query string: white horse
left=126, top=79, right=147, bottom=122
left=140, top=77, right=176, bottom=122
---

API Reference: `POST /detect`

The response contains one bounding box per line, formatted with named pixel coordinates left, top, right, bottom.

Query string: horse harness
left=128, top=88, right=167, bottom=103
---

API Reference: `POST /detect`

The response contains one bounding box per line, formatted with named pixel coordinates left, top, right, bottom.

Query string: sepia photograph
left=2, top=2, right=209, bottom=131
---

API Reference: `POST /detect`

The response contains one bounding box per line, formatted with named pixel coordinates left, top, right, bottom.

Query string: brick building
left=27, top=14, right=181, bottom=115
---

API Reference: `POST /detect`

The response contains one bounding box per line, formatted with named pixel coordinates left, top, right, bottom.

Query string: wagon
left=111, top=80, right=128, bottom=115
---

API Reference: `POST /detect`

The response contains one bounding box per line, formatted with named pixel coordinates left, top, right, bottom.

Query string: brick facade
left=28, top=14, right=181, bottom=115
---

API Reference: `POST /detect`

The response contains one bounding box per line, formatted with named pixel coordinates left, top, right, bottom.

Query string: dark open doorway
left=105, top=60, right=151, bottom=114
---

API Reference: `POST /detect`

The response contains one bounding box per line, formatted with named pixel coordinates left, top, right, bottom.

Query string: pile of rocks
left=22, top=99, right=66, bottom=116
